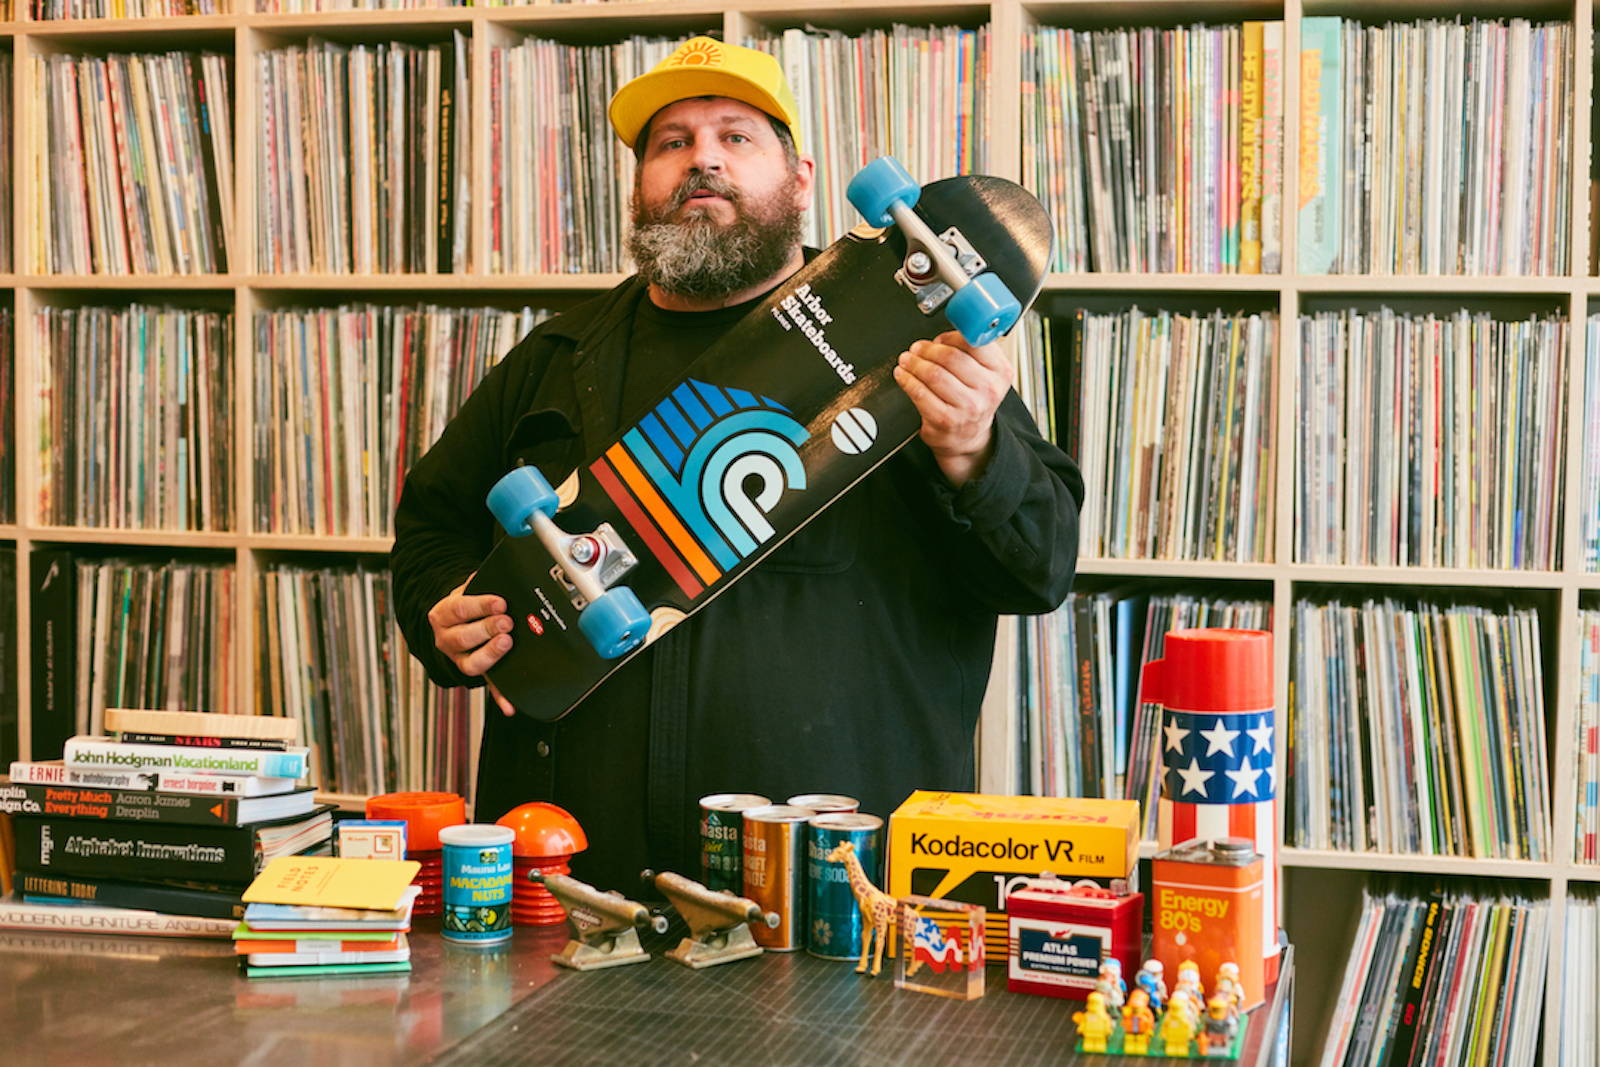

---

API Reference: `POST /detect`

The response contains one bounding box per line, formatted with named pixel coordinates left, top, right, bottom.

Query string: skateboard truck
left=898, top=226, right=987, bottom=315
left=487, top=465, right=653, bottom=659
left=641, top=869, right=779, bottom=969
left=531, top=871, right=668, bottom=971
left=847, top=156, right=1022, bottom=347
left=550, top=523, right=637, bottom=610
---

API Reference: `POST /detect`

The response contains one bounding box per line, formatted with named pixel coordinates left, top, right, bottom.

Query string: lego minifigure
left=1176, top=959, right=1204, bottom=1001
left=1198, top=994, right=1240, bottom=1056
left=1158, top=993, right=1199, bottom=1056
left=1121, top=988, right=1157, bottom=1055
left=1096, top=961, right=1126, bottom=1012
left=1072, top=991, right=1116, bottom=1054
left=1215, top=961, right=1246, bottom=1012
left=1094, top=975, right=1120, bottom=1014
left=1166, top=989, right=1198, bottom=1026
left=1102, top=957, right=1128, bottom=1000
left=1137, top=959, right=1168, bottom=1014
left=1213, top=975, right=1242, bottom=1020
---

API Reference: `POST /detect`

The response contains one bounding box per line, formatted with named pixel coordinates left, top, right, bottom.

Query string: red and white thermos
left=1141, top=627, right=1281, bottom=983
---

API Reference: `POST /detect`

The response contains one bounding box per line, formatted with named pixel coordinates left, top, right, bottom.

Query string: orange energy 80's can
left=743, top=804, right=816, bottom=951
left=1151, top=837, right=1264, bottom=1010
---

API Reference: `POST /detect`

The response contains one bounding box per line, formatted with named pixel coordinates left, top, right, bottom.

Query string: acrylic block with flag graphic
left=1141, top=628, right=1280, bottom=983
left=892, top=895, right=985, bottom=1000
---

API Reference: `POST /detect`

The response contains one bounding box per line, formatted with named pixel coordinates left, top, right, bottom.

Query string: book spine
left=10, top=760, right=150, bottom=787
left=244, top=960, right=411, bottom=979
left=0, top=899, right=235, bottom=938
left=8, top=760, right=290, bottom=796
left=0, top=780, right=244, bottom=825
left=154, top=770, right=292, bottom=797
left=1297, top=16, right=1343, bottom=273
left=117, top=732, right=288, bottom=751
left=64, top=737, right=308, bottom=778
left=1239, top=22, right=1264, bottom=273
left=28, top=548, right=77, bottom=761
left=103, top=708, right=297, bottom=741
left=1389, top=893, right=1445, bottom=1061
left=190, top=54, right=229, bottom=273
left=1260, top=23, right=1284, bottom=273
left=436, top=38, right=453, bottom=273
left=0, top=550, right=14, bottom=767
left=13, top=814, right=258, bottom=884
left=19, top=870, right=246, bottom=920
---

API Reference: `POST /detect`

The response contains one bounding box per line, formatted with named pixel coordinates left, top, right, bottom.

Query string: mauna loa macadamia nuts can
left=440, top=824, right=515, bottom=944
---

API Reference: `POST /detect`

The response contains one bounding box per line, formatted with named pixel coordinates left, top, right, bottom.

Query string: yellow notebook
left=243, top=856, right=421, bottom=911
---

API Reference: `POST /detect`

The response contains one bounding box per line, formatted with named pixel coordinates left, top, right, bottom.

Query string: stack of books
left=236, top=856, right=421, bottom=979
left=2, top=709, right=332, bottom=933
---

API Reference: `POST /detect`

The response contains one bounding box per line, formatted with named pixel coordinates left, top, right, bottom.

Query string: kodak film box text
left=887, top=791, right=1140, bottom=964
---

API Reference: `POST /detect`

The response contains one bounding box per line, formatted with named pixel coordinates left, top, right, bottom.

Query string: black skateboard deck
left=469, top=170, right=1051, bottom=721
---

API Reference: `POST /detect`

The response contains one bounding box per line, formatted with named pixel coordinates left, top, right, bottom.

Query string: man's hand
left=892, top=329, right=1011, bottom=487
left=428, top=577, right=516, bottom=716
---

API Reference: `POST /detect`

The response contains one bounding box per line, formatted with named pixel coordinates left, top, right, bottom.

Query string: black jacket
left=391, top=274, right=1084, bottom=891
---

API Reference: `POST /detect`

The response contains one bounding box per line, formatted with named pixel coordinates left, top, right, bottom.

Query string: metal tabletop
left=1, top=918, right=1292, bottom=1066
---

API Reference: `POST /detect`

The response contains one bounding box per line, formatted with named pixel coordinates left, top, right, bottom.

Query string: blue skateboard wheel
left=579, top=588, right=651, bottom=660
left=847, top=156, right=921, bottom=228
left=945, top=273, right=1021, bottom=347
left=487, top=466, right=558, bottom=537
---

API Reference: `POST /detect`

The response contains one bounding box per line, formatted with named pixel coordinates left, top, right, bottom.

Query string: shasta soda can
left=439, top=824, right=515, bottom=944
left=743, top=804, right=817, bottom=951
left=806, top=812, right=884, bottom=960
left=786, top=794, right=860, bottom=815
left=699, top=793, right=770, bottom=894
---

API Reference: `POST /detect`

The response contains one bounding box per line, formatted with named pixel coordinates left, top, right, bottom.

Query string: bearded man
left=391, top=38, right=1083, bottom=891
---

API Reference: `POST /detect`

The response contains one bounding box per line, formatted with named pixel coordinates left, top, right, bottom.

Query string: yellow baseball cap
left=609, top=37, right=803, bottom=154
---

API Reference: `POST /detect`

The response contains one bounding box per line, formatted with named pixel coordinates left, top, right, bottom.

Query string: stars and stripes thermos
left=1141, top=627, right=1280, bottom=983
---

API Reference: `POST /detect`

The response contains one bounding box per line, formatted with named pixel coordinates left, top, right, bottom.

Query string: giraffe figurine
left=824, top=840, right=897, bottom=976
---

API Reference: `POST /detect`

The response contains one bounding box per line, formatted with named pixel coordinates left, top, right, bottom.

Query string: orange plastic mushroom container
left=495, top=802, right=588, bottom=926
left=365, top=791, right=467, bottom=919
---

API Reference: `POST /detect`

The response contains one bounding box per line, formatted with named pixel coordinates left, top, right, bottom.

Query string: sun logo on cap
left=669, top=38, right=722, bottom=67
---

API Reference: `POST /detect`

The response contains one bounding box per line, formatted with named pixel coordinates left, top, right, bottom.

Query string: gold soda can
left=742, top=804, right=816, bottom=950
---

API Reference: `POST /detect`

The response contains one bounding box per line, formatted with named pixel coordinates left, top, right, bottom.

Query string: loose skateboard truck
left=531, top=870, right=668, bottom=970
left=487, top=466, right=651, bottom=659
left=641, top=869, right=779, bottom=969
left=846, top=156, right=1023, bottom=347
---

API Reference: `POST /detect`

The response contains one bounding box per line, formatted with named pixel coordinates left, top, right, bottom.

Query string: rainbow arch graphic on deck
left=588, top=379, right=810, bottom=599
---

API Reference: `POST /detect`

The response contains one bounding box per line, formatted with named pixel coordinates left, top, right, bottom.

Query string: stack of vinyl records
left=1321, top=878, right=1547, bottom=1065
left=237, top=856, right=421, bottom=979
left=3, top=709, right=331, bottom=935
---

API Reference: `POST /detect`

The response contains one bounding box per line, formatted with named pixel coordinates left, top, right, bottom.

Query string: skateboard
left=468, top=157, right=1052, bottom=721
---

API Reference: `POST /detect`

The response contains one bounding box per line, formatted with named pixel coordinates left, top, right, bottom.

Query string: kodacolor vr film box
left=886, top=791, right=1141, bottom=964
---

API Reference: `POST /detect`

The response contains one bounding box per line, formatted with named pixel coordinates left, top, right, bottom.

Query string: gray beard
left=627, top=174, right=805, bottom=301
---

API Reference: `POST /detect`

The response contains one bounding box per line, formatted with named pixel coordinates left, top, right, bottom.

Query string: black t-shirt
left=557, top=289, right=774, bottom=891
left=617, top=292, right=769, bottom=426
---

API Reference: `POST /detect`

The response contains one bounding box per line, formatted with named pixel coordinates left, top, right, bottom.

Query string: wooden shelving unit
left=2, top=0, right=1595, bottom=1053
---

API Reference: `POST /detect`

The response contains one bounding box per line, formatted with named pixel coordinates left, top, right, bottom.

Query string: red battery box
left=1005, top=878, right=1143, bottom=1000
left=1151, top=838, right=1264, bottom=1010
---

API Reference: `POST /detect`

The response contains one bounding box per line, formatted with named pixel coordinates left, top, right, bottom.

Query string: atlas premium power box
left=886, top=791, right=1140, bottom=964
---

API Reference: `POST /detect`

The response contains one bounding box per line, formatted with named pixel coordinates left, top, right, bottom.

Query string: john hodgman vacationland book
left=62, top=736, right=309, bottom=779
